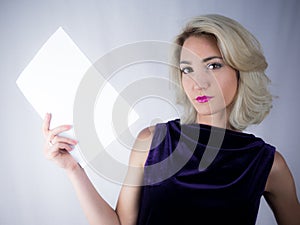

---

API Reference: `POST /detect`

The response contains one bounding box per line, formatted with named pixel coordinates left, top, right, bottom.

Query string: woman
left=43, top=14, right=300, bottom=225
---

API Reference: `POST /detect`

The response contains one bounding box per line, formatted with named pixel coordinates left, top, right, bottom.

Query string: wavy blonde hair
left=170, top=14, right=273, bottom=131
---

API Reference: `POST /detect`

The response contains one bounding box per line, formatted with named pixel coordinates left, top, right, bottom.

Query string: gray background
left=1, top=0, right=299, bottom=224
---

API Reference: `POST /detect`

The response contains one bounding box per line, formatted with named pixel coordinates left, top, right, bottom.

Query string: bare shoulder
left=128, top=125, right=156, bottom=167
left=116, top=125, right=157, bottom=225
left=271, top=151, right=288, bottom=173
left=137, top=125, right=156, bottom=139
left=265, top=151, right=291, bottom=193
left=264, top=151, right=300, bottom=224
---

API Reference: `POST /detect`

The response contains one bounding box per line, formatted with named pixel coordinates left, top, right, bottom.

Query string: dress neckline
left=173, top=118, right=254, bottom=139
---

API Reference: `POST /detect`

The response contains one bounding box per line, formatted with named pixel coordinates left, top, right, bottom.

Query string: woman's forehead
left=180, top=36, right=221, bottom=61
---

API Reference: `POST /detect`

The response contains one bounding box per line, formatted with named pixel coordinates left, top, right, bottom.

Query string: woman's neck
left=196, top=109, right=231, bottom=130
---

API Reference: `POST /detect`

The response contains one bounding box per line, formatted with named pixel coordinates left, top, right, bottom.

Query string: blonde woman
left=43, top=14, right=300, bottom=225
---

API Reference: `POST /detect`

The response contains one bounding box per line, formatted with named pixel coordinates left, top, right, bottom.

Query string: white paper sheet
left=16, top=27, right=138, bottom=167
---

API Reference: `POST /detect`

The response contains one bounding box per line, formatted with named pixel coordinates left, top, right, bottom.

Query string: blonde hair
left=170, top=14, right=273, bottom=131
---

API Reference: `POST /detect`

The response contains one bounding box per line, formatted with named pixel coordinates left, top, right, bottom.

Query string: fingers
left=47, top=125, right=73, bottom=141
left=46, top=142, right=73, bottom=159
left=42, top=114, right=79, bottom=169
left=43, top=113, right=51, bottom=137
left=43, top=113, right=77, bottom=154
left=46, top=127, right=77, bottom=157
left=43, top=113, right=73, bottom=141
left=45, top=135, right=76, bottom=157
left=50, top=136, right=78, bottom=146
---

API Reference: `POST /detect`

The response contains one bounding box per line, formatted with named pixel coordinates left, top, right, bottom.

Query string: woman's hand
left=43, top=113, right=78, bottom=171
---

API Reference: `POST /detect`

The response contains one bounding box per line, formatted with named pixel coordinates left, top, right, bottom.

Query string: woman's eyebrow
left=180, top=56, right=223, bottom=64
left=179, top=60, right=191, bottom=65
left=202, top=56, right=223, bottom=62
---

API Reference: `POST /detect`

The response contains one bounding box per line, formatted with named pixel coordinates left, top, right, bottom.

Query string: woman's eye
left=207, top=63, right=223, bottom=70
left=180, top=67, right=194, bottom=74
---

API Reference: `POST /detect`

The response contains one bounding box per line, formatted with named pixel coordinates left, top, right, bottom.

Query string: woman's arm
left=116, top=126, right=154, bottom=225
left=67, top=164, right=121, bottom=225
left=264, top=151, right=300, bottom=225
left=43, top=113, right=154, bottom=225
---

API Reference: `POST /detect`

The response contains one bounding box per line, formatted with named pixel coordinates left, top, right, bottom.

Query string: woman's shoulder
left=138, top=119, right=180, bottom=138
left=129, top=119, right=178, bottom=167
left=128, top=125, right=156, bottom=167
left=137, top=125, right=156, bottom=139
left=265, top=151, right=293, bottom=193
left=264, top=151, right=300, bottom=223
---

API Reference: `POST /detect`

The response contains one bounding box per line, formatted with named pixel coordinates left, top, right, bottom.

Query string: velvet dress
left=136, top=119, right=275, bottom=225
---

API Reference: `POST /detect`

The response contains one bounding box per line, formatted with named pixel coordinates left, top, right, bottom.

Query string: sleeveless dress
left=136, top=119, right=275, bottom=225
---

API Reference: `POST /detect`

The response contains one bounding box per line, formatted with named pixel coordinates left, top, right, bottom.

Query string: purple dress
left=136, top=119, right=275, bottom=225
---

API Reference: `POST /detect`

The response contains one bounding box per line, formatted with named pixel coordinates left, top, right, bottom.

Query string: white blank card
left=16, top=27, right=138, bottom=167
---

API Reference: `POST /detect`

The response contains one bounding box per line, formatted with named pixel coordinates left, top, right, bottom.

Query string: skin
left=43, top=113, right=151, bottom=225
left=179, top=36, right=300, bottom=224
left=43, top=35, right=300, bottom=225
left=180, top=35, right=238, bottom=129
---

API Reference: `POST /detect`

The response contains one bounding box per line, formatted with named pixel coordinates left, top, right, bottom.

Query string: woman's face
left=180, top=35, right=238, bottom=125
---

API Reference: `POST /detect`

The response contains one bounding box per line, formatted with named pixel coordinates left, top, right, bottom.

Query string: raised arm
left=264, top=151, right=300, bottom=225
left=43, top=113, right=154, bottom=225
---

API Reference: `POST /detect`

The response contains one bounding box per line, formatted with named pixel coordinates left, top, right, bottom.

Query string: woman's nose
left=194, top=82, right=209, bottom=90
left=191, top=72, right=210, bottom=90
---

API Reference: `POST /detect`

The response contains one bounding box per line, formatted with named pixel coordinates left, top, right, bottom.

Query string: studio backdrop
left=0, top=0, right=299, bottom=224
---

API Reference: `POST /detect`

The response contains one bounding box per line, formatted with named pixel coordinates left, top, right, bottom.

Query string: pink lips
left=196, top=96, right=213, bottom=103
